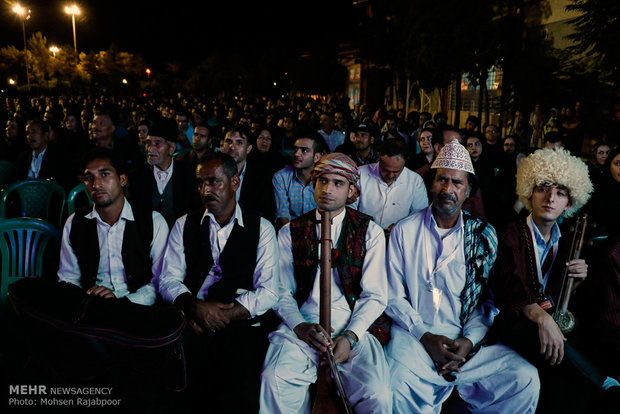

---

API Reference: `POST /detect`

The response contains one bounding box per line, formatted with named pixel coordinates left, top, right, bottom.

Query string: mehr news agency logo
left=8, top=385, right=121, bottom=408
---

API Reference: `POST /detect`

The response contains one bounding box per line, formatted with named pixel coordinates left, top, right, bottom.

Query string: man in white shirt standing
left=260, top=153, right=392, bottom=414
left=57, top=148, right=168, bottom=306
left=158, top=152, right=279, bottom=413
left=385, top=140, right=540, bottom=412
left=352, top=138, right=428, bottom=237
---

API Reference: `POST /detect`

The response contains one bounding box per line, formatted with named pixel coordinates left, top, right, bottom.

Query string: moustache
left=202, top=195, right=218, bottom=203
left=438, top=193, right=458, bottom=203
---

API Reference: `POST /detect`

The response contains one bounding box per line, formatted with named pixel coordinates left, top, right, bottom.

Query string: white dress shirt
left=28, top=147, right=47, bottom=179
left=158, top=203, right=279, bottom=318
left=351, top=162, right=428, bottom=229
left=153, top=160, right=174, bottom=195
left=274, top=208, right=387, bottom=342
left=318, top=129, right=345, bottom=153
left=57, top=199, right=169, bottom=306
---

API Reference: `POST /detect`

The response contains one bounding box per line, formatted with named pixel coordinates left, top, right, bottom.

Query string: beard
left=432, top=192, right=463, bottom=217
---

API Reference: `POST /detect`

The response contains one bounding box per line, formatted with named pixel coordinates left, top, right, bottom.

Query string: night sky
left=1, top=0, right=357, bottom=67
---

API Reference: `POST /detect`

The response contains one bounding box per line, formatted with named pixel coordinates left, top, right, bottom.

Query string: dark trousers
left=492, top=315, right=606, bottom=413
left=181, top=322, right=269, bottom=414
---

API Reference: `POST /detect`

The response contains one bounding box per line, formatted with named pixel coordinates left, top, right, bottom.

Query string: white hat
left=431, top=139, right=475, bottom=174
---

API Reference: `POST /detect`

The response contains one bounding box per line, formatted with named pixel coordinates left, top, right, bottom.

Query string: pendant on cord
left=331, top=248, right=339, bottom=268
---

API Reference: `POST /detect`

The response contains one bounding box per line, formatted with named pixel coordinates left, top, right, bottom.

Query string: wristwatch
left=342, top=330, right=358, bottom=349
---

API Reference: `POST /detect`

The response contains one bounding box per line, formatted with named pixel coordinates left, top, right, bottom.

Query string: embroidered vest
left=289, top=207, right=391, bottom=345
left=69, top=205, right=153, bottom=292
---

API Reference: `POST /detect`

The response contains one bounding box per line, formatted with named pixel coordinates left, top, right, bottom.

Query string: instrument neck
left=319, top=210, right=333, bottom=333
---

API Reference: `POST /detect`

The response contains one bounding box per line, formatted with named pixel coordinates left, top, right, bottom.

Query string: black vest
left=152, top=177, right=175, bottom=229
left=69, top=205, right=154, bottom=292
left=182, top=207, right=261, bottom=302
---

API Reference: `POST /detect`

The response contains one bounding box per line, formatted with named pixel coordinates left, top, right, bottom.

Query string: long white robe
left=386, top=206, right=540, bottom=413
left=260, top=209, right=392, bottom=414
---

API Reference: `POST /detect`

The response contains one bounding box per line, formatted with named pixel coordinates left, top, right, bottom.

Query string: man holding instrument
left=386, top=140, right=540, bottom=412
left=260, top=153, right=392, bottom=413
left=490, top=147, right=620, bottom=411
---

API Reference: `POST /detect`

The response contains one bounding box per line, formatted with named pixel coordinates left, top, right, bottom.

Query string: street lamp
left=12, top=4, right=31, bottom=91
left=64, top=4, right=80, bottom=65
left=49, top=46, right=60, bottom=57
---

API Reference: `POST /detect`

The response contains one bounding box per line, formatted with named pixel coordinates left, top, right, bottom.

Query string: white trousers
left=388, top=342, right=540, bottom=413
left=259, top=330, right=392, bottom=414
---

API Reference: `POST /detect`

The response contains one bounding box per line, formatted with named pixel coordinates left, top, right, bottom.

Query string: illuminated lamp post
left=12, top=4, right=31, bottom=91
left=64, top=4, right=80, bottom=65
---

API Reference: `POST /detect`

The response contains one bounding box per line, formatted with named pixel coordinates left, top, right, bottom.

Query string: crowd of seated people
left=1, top=93, right=619, bottom=413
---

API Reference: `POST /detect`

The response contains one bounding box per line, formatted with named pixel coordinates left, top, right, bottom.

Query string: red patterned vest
left=289, top=207, right=391, bottom=345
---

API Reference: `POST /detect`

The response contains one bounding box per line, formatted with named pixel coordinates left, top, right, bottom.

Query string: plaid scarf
left=460, top=211, right=498, bottom=324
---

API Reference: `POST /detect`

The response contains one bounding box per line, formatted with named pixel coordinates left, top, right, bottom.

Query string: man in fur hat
left=490, top=147, right=620, bottom=411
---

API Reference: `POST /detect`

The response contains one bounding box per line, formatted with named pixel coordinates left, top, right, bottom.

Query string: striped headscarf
left=311, top=152, right=361, bottom=204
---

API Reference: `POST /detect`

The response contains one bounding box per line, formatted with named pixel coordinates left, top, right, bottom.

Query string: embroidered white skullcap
left=431, top=139, right=475, bottom=174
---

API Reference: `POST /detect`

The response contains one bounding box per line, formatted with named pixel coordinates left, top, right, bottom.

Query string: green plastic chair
left=0, top=179, right=67, bottom=228
left=0, top=160, right=16, bottom=190
left=0, top=217, right=61, bottom=306
left=65, top=182, right=94, bottom=217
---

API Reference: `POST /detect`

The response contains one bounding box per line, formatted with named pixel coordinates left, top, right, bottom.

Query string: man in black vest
left=259, top=153, right=392, bottom=413
left=127, top=117, right=201, bottom=229
left=158, top=152, right=279, bottom=412
left=57, top=148, right=169, bottom=306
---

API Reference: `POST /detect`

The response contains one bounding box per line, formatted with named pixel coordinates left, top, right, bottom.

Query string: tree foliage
left=566, top=0, right=620, bottom=86
left=0, top=32, right=146, bottom=93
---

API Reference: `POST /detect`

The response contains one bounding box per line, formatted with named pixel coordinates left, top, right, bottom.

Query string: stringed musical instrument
left=311, top=210, right=353, bottom=414
left=553, top=214, right=588, bottom=333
